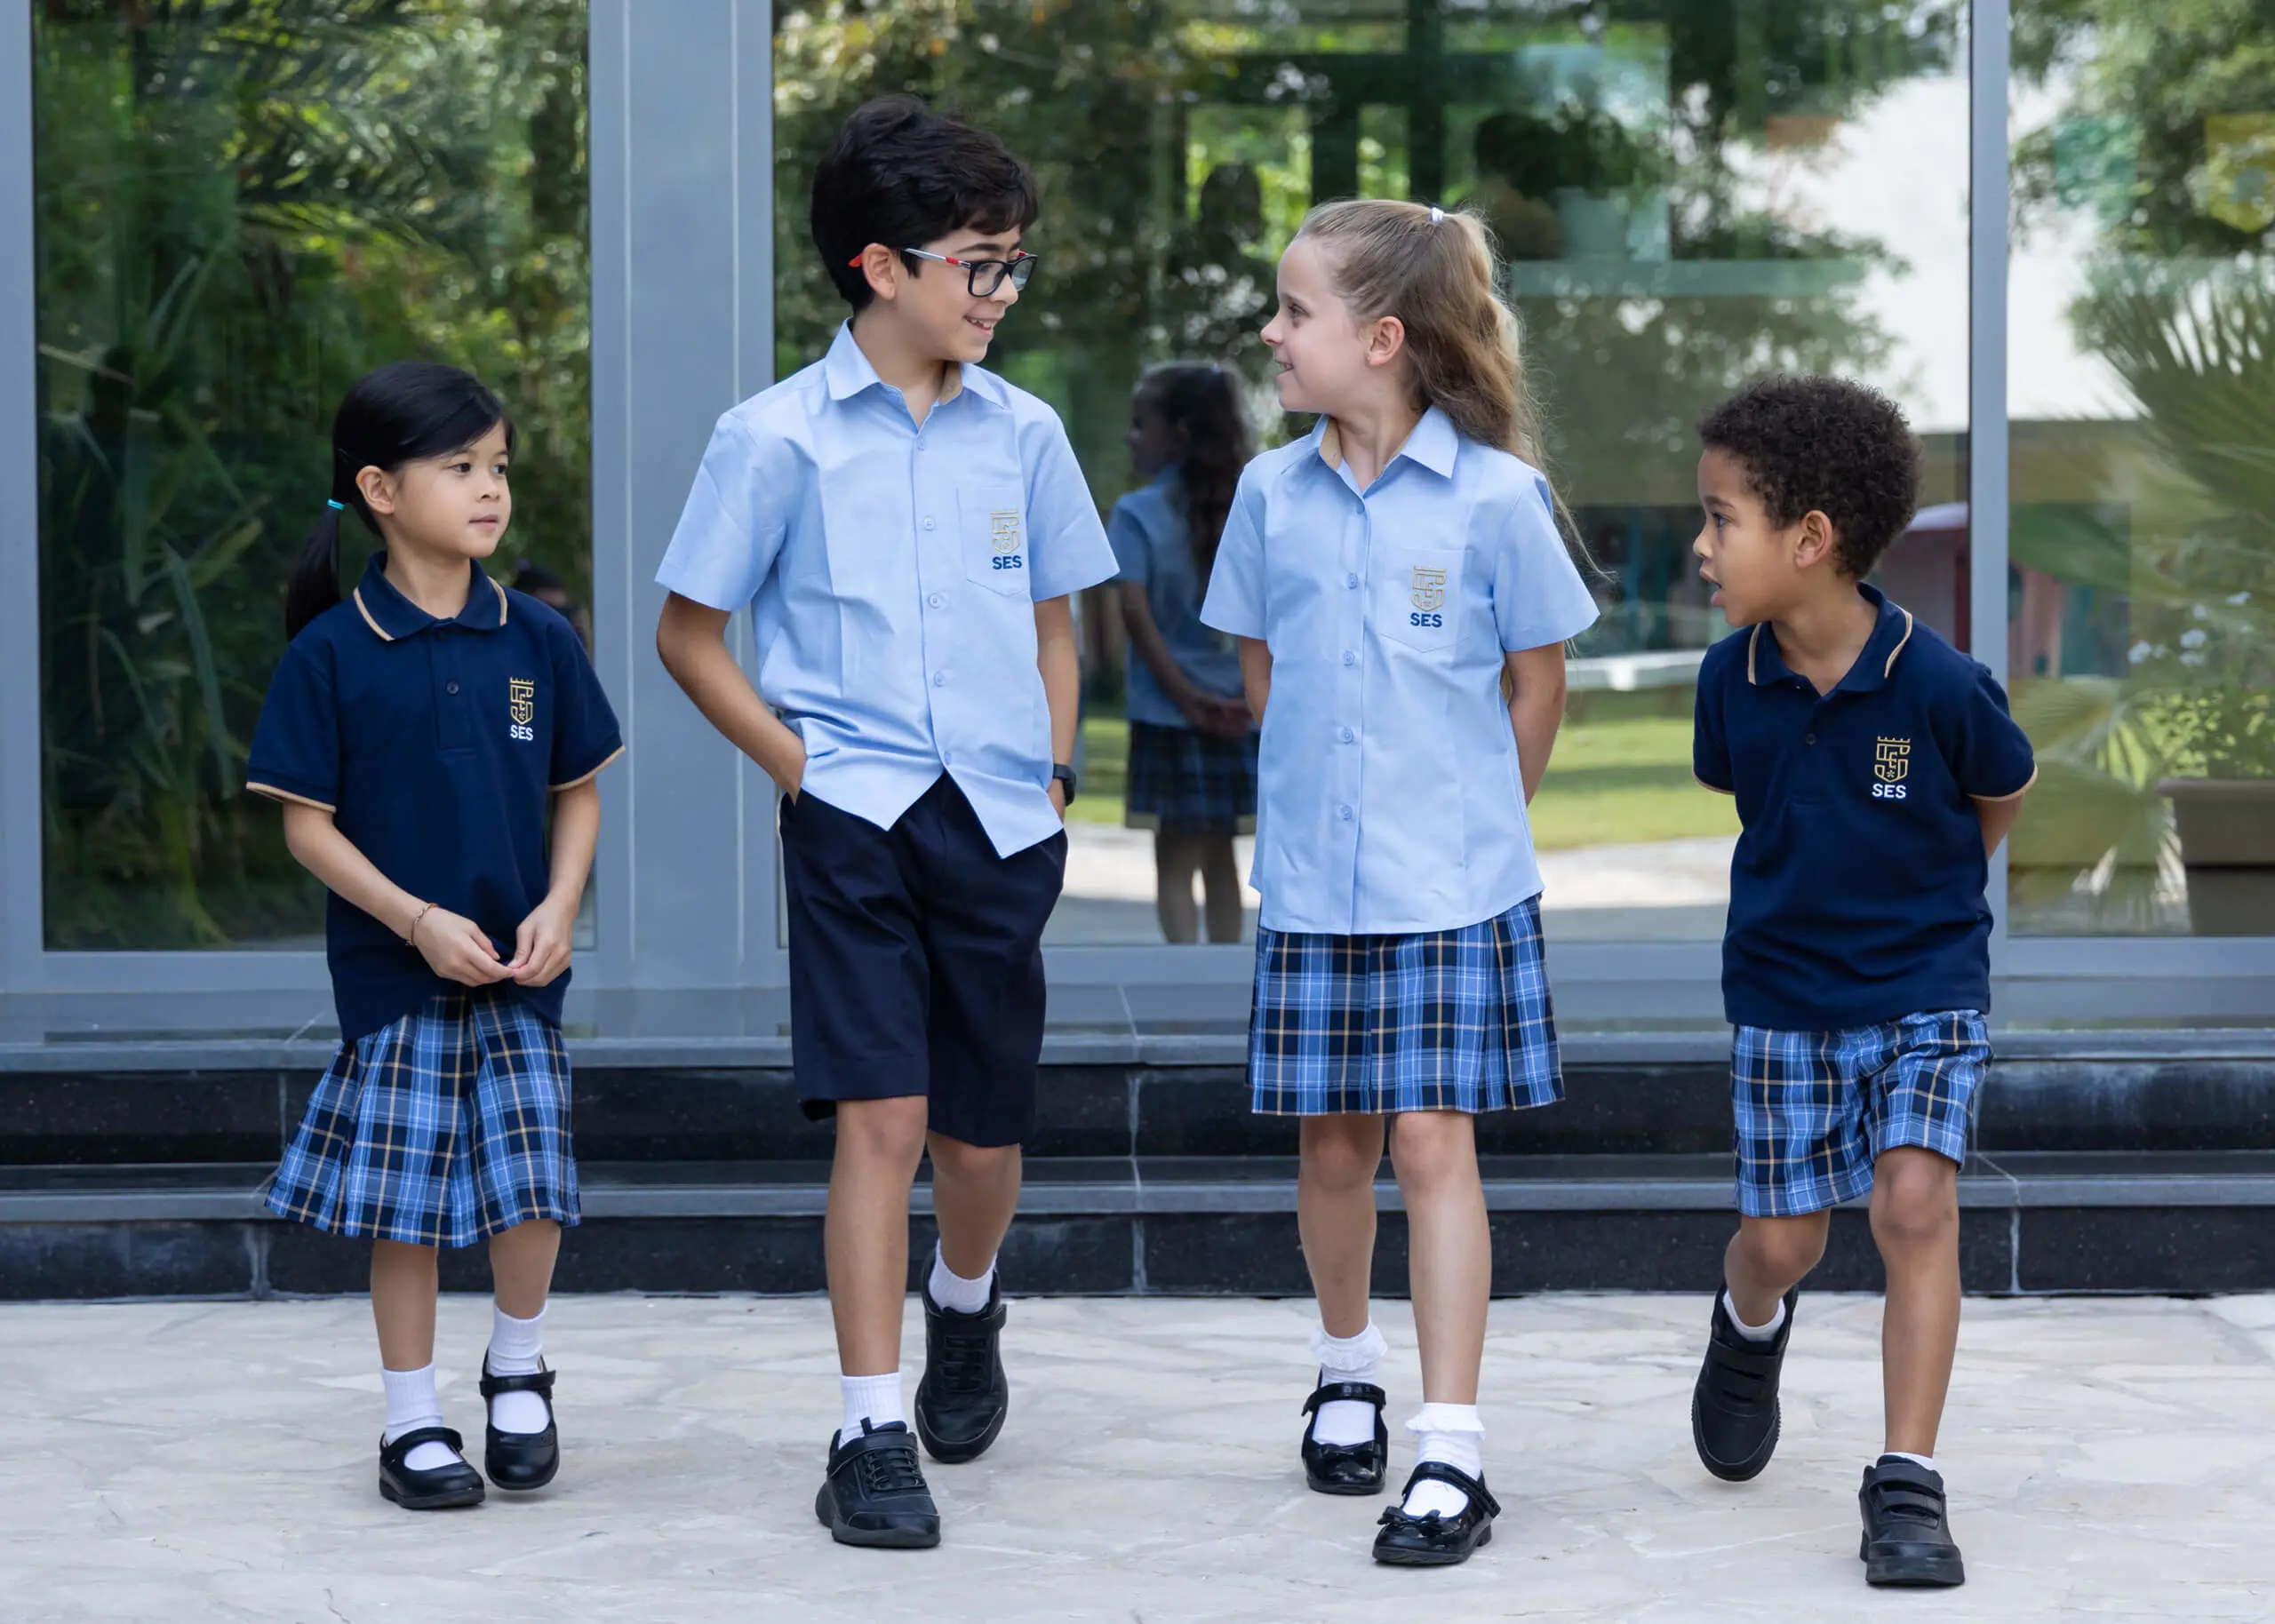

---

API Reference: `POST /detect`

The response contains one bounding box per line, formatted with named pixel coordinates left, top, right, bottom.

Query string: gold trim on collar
left=352, top=588, right=394, bottom=642
left=491, top=576, right=509, bottom=626
left=1883, top=609, right=1914, bottom=678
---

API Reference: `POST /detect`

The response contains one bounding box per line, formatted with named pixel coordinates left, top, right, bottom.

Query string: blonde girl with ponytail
left=1199, top=200, right=1600, bottom=1567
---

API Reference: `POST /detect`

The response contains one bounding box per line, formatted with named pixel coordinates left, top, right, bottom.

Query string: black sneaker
left=1859, top=1458, right=1966, bottom=1587
left=1690, top=1286, right=1799, bottom=1482
left=813, top=1421, right=941, bottom=1549
left=913, top=1275, right=1009, bottom=1464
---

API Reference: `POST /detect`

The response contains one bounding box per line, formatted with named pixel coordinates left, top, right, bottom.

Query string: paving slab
left=3, top=1293, right=2268, bottom=1621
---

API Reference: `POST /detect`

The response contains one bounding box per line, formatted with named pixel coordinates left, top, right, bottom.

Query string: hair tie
left=326, top=498, right=345, bottom=511
left=1428, top=205, right=1444, bottom=225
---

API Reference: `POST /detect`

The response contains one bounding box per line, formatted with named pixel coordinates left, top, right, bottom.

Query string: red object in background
left=1877, top=502, right=1969, bottom=653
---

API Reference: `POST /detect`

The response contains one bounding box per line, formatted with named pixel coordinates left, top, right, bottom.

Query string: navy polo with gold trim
left=1694, top=584, right=2037, bottom=1031
left=247, top=553, right=623, bottom=1042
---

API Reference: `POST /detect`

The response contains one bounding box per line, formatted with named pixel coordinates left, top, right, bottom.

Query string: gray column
left=1969, top=0, right=2012, bottom=939
left=0, top=0, right=41, bottom=992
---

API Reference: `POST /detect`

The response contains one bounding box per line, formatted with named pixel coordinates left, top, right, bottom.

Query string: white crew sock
left=1880, top=1451, right=1937, bottom=1475
left=839, top=1371, right=905, bottom=1451
left=486, top=1304, right=551, bottom=1435
left=381, top=1363, right=459, bottom=1473
left=928, top=1246, right=996, bottom=1316
left=1728, top=1291, right=1787, bottom=1342
left=1404, top=1403, right=1487, bottom=1518
left=1308, top=1320, right=1389, bottom=1448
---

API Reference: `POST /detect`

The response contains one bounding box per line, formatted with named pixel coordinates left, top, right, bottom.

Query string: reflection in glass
left=2008, top=4, right=2275, bottom=935
left=770, top=1, right=1967, bottom=944
left=34, top=3, right=592, bottom=950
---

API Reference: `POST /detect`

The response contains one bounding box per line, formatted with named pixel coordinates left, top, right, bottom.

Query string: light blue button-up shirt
left=1108, top=468, right=1248, bottom=728
left=656, top=323, right=1119, bottom=856
left=1200, top=407, right=1599, bottom=934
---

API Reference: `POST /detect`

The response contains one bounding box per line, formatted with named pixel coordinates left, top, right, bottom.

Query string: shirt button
left=445, top=681, right=459, bottom=696
left=1806, top=732, right=1816, bottom=744
left=1345, top=572, right=1360, bottom=589
left=932, top=673, right=947, bottom=688
left=1338, top=804, right=1353, bottom=821
left=1342, top=650, right=1357, bottom=666
left=923, top=517, right=938, bottom=530
left=928, top=593, right=945, bottom=609
left=1339, top=727, right=1354, bottom=744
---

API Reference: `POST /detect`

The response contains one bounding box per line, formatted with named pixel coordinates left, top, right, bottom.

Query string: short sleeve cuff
left=655, top=559, right=752, bottom=615
left=1500, top=601, right=1600, bottom=652
left=245, top=771, right=337, bottom=811
left=1028, top=526, right=1121, bottom=602
left=1970, top=764, right=2039, bottom=802
left=551, top=741, right=626, bottom=792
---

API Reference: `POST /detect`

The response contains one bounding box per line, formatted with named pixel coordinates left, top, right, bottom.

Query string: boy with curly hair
left=1684, top=377, right=2035, bottom=1588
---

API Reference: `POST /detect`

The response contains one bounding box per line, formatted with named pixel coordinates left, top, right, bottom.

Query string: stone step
left=4, top=1150, right=2272, bottom=1300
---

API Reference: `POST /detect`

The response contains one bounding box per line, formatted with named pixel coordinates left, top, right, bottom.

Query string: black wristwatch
left=1051, top=763, right=1078, bottom=806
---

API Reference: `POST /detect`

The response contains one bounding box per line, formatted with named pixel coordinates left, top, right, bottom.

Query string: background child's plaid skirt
left=267, top=989, right=579, bottom=1248
left=1124, top=719, right=1258, bottom=834
left=1249, top=895, right=1561, bottom=1116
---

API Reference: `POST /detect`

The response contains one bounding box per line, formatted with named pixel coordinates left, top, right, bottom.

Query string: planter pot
left=2158, top=776, right=2275, bottom=935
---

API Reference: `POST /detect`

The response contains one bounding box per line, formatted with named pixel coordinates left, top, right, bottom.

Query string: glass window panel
left=34, top=2, right=594, bottom=951
left=770, top=0, right=1967, bottom=946
left=2008, top=4, right=2275, bottom=935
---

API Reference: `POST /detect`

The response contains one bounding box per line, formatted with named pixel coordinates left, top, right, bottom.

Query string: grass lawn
left=1074, top=689, right=1738, bottom=849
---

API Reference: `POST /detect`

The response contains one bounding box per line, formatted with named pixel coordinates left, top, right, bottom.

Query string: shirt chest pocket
left=1377, top=546, right=1464, bottom=653
left=962, top=484, right=1031, bottom=598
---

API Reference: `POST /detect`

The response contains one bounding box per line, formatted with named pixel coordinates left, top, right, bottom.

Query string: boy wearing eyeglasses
left=654, top=95, right=1116, bottom=1549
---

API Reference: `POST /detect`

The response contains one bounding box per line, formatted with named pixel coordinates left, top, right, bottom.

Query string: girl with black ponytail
left=1110, top=362, right=1259, bottom=944
left=247, top=361, right=624, bottom=1511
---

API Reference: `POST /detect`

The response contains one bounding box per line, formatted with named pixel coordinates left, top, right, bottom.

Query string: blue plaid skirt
left=267, top=990, right=579, bottom=1248
left=1249, top=896, right=1562, bottom=1116
left=1125, top=720, right=1258, bottom=834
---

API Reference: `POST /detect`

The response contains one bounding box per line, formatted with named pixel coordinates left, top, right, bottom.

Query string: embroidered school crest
left=1873, top=736, right=1911, bottom=784
left=990, top=509, right=1023, bottom=556
left=1409, top=566, right=1448, bottom=613
left=508, top=678, right=536, bottom=727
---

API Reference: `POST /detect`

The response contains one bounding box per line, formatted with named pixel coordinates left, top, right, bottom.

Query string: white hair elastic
left=1428, top=205, right=1444, bottom=225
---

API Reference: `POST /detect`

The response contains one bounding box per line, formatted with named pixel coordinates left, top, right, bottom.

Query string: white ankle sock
left=928, top=1246, right=995, bottom=1316
left=1404, top=1403, right=1486, bottom=1518
left=839, top=1371, right=904, bottom=1450
left=381, top=1364, right=459, bottom=1472
left=486, top=1304, right=550, bottom=1435
left=1308, top=1320, right=1389, bottom=1448
left=1880, top=1451, right=1937, bottom=1474
left=1728, top=1291, right=1787, bottom=1342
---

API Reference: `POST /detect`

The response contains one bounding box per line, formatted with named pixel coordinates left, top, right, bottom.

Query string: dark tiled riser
left=12, top=1059, right=2275, bottom=1164
left=4, top=1204, right=2270, bottom=1301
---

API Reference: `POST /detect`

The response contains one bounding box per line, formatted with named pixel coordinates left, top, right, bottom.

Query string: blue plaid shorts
left=1731, top=1010, right=1988, bottom=1218
left=1249, top=896, right=1561, bottom=1116
left=267, top=990, right=579, bottom=1248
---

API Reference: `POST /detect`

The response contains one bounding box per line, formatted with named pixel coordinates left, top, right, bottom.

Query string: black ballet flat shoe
left=914, top=1276, right=1010, bottom=1465
left=814, top=1420, right=942, bottom=1549
left=1691, top=1286, right=1799, bottom=1483
left=1299, top=1376, right=1389, bottom=1495
left=1371, top=1461, right=1501, bottom=1567
left=378, top=1426, right=485, bottom=1510
left=1858, top=1458, right=1967, bottom=1588
left=479, top=1357, right=560, bottom=1493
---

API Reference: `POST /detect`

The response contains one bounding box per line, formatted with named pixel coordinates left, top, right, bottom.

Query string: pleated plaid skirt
left=1249, top=895, right=1562, bottom=1116
left=1124, top=720, right=1259, bottom=834
left=267, top=989, right=579, bottom=1248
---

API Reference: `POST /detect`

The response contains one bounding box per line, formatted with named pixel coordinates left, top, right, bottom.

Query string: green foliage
left=35, top=0, right=590, bottom=949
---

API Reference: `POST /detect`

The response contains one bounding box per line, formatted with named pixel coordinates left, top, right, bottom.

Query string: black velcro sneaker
left=815, top=1421, right=941, bottom=1549
left=1691, top=1286, right=1800, bottom=1482
left=914, top=1275, right=1010, bottom=1465
left=1859, top=1458, right=1966, bottom=1588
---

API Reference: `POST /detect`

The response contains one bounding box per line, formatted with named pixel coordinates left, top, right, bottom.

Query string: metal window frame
left=8, top=0, right=2275, bottom=1018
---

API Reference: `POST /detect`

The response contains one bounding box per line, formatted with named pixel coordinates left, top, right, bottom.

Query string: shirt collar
left=351, top=553, right=509, bottom=642
left=824, top=320, right=989, bottom=409
left=1745, top=583, right=1914, bottom=691
left=1313, top=404, right=1460, bottom=485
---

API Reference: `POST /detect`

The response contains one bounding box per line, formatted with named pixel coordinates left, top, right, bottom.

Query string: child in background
left=248, top=361, right=622, bottom=1510
left=1202, top=202, right=1598, bottom=1566
left=1113, top=362, right=1258, bottom=943
left=1686, top=376, right=2035, bottom=1588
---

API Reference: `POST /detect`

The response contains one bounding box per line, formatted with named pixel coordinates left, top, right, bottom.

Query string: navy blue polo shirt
left=1694, top=585, right=2036, bottom=1032
left=247, top=554, right=624, bottom=1042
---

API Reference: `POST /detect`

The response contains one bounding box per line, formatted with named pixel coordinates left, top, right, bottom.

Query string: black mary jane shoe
left=1691, top=1286, right=1799, bottom=1483
left=914, top=1276, right=1010, bottom=1465
left=814, top=1420, right=942, bottom=1549
left=479, top=1357, right=561, bottom=1493
left=378, top=1426, right=485, bottom=1510
left=1372, top=1461, right=1501, bottom=1567
left=1858, top=1458, right=1967, bottom=1588
left=1299, top=1375, right=1389, bottom=1495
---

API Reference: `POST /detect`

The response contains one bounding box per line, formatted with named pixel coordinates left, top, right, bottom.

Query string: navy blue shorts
left=780, top=776, right=1066, bottom=1148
